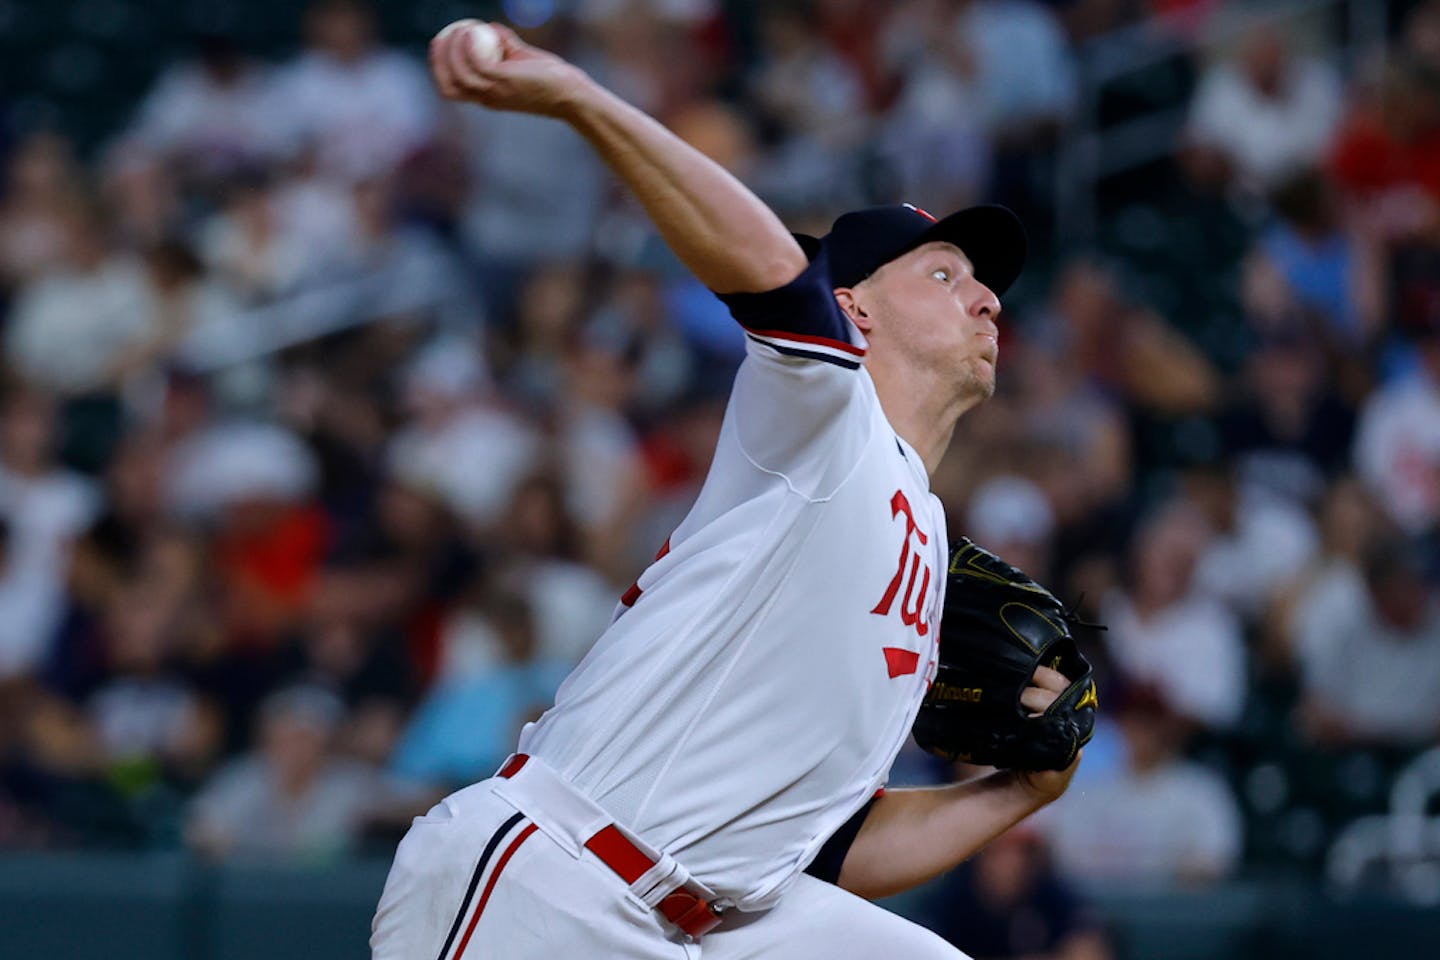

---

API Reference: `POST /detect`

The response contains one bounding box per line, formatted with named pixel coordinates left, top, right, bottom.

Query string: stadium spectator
left=501, top=261, right=590, bottom=412
left=1186, top=463, right=1318, bottom=621
left=556, top=336, right=648, bottom=542
left=1043, top=686, right=1244, bottom=885
left=962, top=0, right=1077, bottom=235
left=1267, top=475, right=1380, bottom=671
left=937, top=827, right=1114, bottom=960
left=0, top=678, right=103, bottom=845
left=1122, top=140, right=1255, bottom=370
left=1293, top=537, right=1440, bottom=746
left=1102, top=500, right=1247, bottom=729
left=750, top=0, right=869, bottom=149
left=578, top=0, right=719, bottom=117
left=1242, top=170, right=1385, bottom=349
left=964, top=473, right=1058, bottom=584
left=98, top=141, right=184, bottom=251
left=186, top=684, right=390, bottom=862
left=1034, top=260, right=1221, bottom=421
left=129, top=32, right=287, bottom=186
left=271, top=555, right=419, bottom=765
left=63, top=433, right=179, bottom=633
left=390, top=582, right=569, bottom=789
left=4, top=202, right=167, bottom=395
left=363, top=477, right=480, bottom=671
left=385, top=335, right=542, bottom=530
left=84, top=580, right=222, bottom=787
left=1328, top=61, right=1440, bottom=241
left=198, top=169, right=319, bottom=304
left=1003, top=329, right=1134, bottom=538
left=268, top=0, right=438, bottom=181
left=878, top=0, right=992, bottom=212
left=583, top=264, right=696, bottom=421
left=1405, top=0, right=1440, bottom=76
left=0, top=132, right=86, bottom=292
left=164, top=418, right=327, bottom=657
left=0, top=518, right=68, bottom=682
left=745, top=0, right=871, bottom=213
left=494, top=473, right=621, bottom=665
left=883, top=0, right=1076, bottom=232
left=1217, top=328, right=1357, bottom=507
left=1187, top=17, right=1342, bottom=193
left=1353, top=316, right=1440, bottom=534
left=340, top=174, right=479, bottom=328
left=454, top=30, right=607, bottom=320
left=952, top=0, right=1076, bottom=140
left=0, top=389, right=100, bottom=681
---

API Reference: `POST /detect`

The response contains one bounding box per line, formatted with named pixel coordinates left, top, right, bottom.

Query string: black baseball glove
left=912, top=538, right=1099, bottom=771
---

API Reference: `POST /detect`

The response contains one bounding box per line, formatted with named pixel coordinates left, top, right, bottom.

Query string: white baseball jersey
left=518, top=246, right=948, bottom=911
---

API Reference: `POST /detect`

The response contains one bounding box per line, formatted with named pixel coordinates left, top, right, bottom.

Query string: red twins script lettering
left=871, top=489, right=932, bottom=637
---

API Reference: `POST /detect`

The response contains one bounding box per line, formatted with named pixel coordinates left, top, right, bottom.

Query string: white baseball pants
left=370, top=765, right=967, bottom=959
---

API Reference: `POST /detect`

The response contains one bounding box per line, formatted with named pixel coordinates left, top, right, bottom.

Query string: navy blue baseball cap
left=803, top=203, right=1027, bottom=296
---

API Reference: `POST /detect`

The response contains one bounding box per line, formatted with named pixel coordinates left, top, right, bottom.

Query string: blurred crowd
left=0, top=0, right=1439, bottom=952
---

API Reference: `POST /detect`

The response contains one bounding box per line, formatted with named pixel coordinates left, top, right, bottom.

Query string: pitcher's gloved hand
left=912, top=539, right=1099, bottom=771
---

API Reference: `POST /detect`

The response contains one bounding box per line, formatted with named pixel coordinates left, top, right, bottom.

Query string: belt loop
left=630, top=853, right=683, bottom=908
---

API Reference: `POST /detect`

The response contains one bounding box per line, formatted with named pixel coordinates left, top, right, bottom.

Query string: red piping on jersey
left=743, top=327, right=867, bottom=357
left=451, top=822, right=539, bottom=960
left=620, top=537, right=672, bottom=608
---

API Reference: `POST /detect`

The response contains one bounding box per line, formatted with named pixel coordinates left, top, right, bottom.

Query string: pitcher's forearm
left=836, top=773, right=1049, bottom=900
left=563, top=81, right=806, bottom=294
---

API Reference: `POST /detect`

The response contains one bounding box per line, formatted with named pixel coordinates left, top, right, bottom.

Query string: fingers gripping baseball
left=1020, top=666, right=1069, bottom=716
left=428, top=20, right=588, bottom=117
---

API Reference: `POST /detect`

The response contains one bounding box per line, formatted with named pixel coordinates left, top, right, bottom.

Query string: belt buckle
left=661, top=890, right=728, bottom=940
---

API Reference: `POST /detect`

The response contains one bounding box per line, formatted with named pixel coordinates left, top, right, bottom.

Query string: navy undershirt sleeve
left=716, top=240, right=855, bottom=347
left=804, top=796, right=879, bottom=885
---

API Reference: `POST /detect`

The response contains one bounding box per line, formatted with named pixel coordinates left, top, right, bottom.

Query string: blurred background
left=0, top=0, right=1437, bottom=957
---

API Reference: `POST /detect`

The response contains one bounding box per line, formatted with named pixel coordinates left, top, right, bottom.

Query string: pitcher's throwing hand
left=429, top=20, right=588, bottom=117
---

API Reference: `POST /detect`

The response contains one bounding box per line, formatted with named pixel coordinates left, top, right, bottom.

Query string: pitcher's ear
left=834, top=287, right=873, bottom=332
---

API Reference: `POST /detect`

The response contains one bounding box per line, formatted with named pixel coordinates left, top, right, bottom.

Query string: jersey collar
left=892, top=432, right=932, bottom=490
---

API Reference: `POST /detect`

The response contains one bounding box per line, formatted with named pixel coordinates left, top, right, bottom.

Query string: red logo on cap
left=903, top=203, right=938, bottom=223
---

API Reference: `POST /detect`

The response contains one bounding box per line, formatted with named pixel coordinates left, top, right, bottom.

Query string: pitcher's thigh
left=702, top=875, right=968, bottom=960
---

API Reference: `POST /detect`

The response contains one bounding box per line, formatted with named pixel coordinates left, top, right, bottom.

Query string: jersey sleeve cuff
left=717, top=241, right=868, bottom=363
left=803, top=794, right=880, bottom=886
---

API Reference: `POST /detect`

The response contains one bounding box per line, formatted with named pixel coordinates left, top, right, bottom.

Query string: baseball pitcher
left=371, top=21, right=1096, bottom=960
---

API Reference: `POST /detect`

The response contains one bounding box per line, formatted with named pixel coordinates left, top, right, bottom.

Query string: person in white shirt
left=1043, top=685, right=1243, bottom=886
left=371, top=23, right=1081, bottom=959
left=5, top=208, right=158, bottom=395
left=1186, top=20, right=1342, bottom=194
left=131, top=32, right=287, bottom=180
left=385, top=337, right=542, bottom=532
left=1353, top=323, right=1440, bottom=535
left=268, top=0, right=438, bottom=181
left=1294, top=539, right=1440, bottom=745
left=0, top=390, right=101, bottom=680
left=1102, top=500, right=1247, bottom=730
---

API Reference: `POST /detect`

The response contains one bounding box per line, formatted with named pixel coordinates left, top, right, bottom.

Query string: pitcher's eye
left=931, top=269, right=951, bottom=283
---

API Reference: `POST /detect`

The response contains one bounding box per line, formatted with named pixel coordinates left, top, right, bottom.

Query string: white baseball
left=464, top=22, right=503, bottom=68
